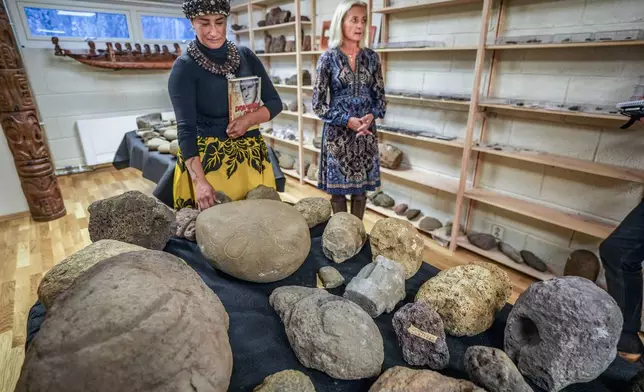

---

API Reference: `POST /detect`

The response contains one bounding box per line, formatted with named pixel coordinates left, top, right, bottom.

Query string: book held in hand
left=228, top=75, right=261, bottom=131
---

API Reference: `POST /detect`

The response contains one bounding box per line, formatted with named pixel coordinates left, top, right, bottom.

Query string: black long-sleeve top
left=168, top=39, right=282, bottom=160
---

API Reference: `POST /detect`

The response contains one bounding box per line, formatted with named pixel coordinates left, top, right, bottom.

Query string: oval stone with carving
left=196, top=200, right=311, bottom=283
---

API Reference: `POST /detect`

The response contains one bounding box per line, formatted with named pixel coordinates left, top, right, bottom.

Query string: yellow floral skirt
left=173, top=135, right=276, bottom=208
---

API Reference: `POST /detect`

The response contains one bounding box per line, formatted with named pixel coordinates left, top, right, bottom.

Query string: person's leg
left=350, top=194, right=367, bottom=220
left=599, top=199, right=644, bottom=360
left=330, top=194, right=347, bottom=214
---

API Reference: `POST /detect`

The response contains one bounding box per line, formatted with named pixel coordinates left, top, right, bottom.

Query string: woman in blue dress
left=313, top=0, right=386, bottom=220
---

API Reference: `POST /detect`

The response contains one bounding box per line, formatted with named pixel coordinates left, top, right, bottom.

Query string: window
left=140, top=15, right=193, bottom=41
left=23, top=6, right=130, bottom=40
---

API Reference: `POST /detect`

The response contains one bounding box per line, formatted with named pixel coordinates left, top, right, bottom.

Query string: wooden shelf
left=283, top=168, right=318, bottom=186
left=380, top=167, right=460, bottom=194
left=230, top=3, right=249, bottom=13
left=455, top=236, right=557, bottom=281
left=261, top=132, right=299, bottom=147
left=302, top=51, right=324, bottom=55
left=374, top=46, right=477, bottom=53
left=373, top=0, right=482, bottom=14
left=487, top=40, right=644, bottom=50
left=480, top=103, right=624, bottom=122
left=385, top=94, right=470, bottom=107
left=472, top=145, right=644, bottom=184
left=377, top=129, right=464, bottom=149
left=464, top=188, right=617, bottom=239
left=237, top=21, right=312, bottom=34
left=303, top=144, right=320, bottom=153
left=256, top=52, right=297, bottom=57
left=274, top=84, right=298, bottom=89
left=251, top=0, right=295, bottom=6
left=279, top=110, right=318, bottom=120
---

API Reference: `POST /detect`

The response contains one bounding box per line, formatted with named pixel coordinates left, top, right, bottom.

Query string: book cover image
left=228, top=76, right=261, bottom=131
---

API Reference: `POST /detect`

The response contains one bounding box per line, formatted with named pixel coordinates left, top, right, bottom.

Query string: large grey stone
left=38, top=240, right=145, bottom=309
left=378, top=143, right=403, bottom=169
left=318, top=266, right=344, bottom=289
left=416, top=262, right=511, bottom=337
left=136, top=112, right=162, bottom=129
left=322, top=212, right=367, bottom=263
left=505, top=276, right=622, bottom=392
left=269, top=286, right=384, bottom=380
left=370, top=217, right=424, bottom=279
left=294, top=197, right=332, bottom=228
left=521, top=250, right=548, bottom=272
left=564, top=249, right=600, bottom=281
left=343, top=255, right=406, bottom=318
left=175, top=208, right=200, bottom=242
left=196, top=200, right=310, bottom=282
left=16, top=250, right=232, bottom=392
left=368, top=367, right=485, bottom=392
left=465, top=346, right=532, bottom=392
left=419, top=217, right=442, bottom=232
left=392, top=302, right=449, bottom=369
left=499, top=242, right=524, bottom=263
left=253, top=370, right=315, bottom=392
left=246, top=184, right=281, bottom=201
left=279, top=154, right=295, bottom=169
left=372, top=192, right=395, bottom=208
left=467, top=232, right=498, bottom=250
left=88, top=190, right=176, bottom=250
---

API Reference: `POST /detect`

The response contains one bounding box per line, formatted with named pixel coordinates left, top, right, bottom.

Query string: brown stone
left=419, top=217, right=442, bottom=232
left=322, top=212, right=367, bottom=263
left=370, top=217, right=424, bottom=279
left=246, top=184, right=281, bottom=201
left=394, top=203, right=408, bottom=215
left=253, top=370, right=315, bottom=392
left=294, top=197, right=332, bottom=228
left=303, top=35, right=312, bottom=51
left=467, top=232, right=498, bottom=250
left=264, top=33, right=272, bottom=52
left=379, top=143, right=403, bottom=169
left=284, top=41, right=295, bottom=52
left=565, top=249, right=600, bottom=281
left=368, top=366, right=485, bottom=392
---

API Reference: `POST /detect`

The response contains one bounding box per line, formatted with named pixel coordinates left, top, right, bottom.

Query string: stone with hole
left=279, top=155, right=295, bottom=169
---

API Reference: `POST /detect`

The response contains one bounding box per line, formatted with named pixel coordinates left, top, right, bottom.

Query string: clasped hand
left=226, top=115, right=253, bottom=139
left=348, top=114, right=375, bottom=136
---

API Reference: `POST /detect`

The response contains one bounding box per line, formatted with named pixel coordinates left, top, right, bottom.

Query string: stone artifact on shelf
left=378, top=143, right=403, bottom=169
left=416, top=262, right=511, bottom=336
left=288, top=100, right=298, bottom=111
left=499, top=242, right=524, bottom=263
left=169, top=139, right=179, bottom=156
left=16, top=251, right=232, bottom=392
left=418, top=216, right=442, bottom=232
left=175, top=207, right=200, bottom=242
left=564, top=249, right=600, bottom=281
left=322, top=212, right=367, bottom=263
left=88, top=190, right=176, bottom=250
left=312, top=136, right=322, bottom=149
left=294, top=197, right=332, bottom=228
left=318, top=266, right=344, bottom=289
left=37, top=240, right=144, bottom=309
left=253, top=370, right=316, bottom=392
left=505, top=276, right=622, bottom=392
left=520, top=250, right=548, bottom=272
left=265, top=7, right=291, bottom=26
left=394, top=203, right=408, bottom=215
left=270, top=35, right=287, bottom=53
left=264, top=34, right=272, bottom=52
left=270, top=75, right=281, bottom=84
left=284, top=40, right=295, bottom=52
left=279, top=154, right=295, bottom=169
left=392, top=302, right=449, bottom=369
left=246, top=184, right=281, bottom=201
left=289, top=15, right=311, bottom=22
left=282, top=102, right=289, bottom=111
left=303, top=35, right=312, bottom=51
left=630, top=370, right=644, bottom=392
left=368, top=366, right=484, bottom=392
left=303, top=70, right=312, bottom=85
left=467, top=232, right=498, bottom=250
left=343, top=255, right=406, bottom=318
left=269, top=286, right=384, bottom=380
left=370, top=217, right=424, bottom=279
left=372, top=40, right=446, bottom=49
left=230, top=23, right=246, bottom=31
left=464, top=346, right=532, bottom=392
left=370, top=190, right=395, bottom=208
left=136, top=112, right=162, bottom=129
left=258, top=20, right=266, bottom=27
left=405, top=209, right=421, bottom=221
left=294, top=160, right=310, bottom=176
left=307, top=163, right=319, bottom=181
left=196, top=200, right=310, bottom=283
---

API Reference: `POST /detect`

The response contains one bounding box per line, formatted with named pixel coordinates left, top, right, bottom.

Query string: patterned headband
left=183, top=0, right=230, bottom=19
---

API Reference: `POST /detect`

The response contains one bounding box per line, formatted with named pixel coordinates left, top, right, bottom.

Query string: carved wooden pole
left=0, top=2, right=66, bottom=221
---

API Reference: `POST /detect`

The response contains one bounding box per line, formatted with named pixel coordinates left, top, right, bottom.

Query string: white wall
left=0, top=126, right=29, bottom=216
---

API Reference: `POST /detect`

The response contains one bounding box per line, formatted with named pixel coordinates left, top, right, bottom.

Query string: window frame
left=17, top=2, right=135, bottom=44
left=135, top=11, right=194, bottom=45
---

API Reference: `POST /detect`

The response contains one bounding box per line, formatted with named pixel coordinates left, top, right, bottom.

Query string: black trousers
left=600, top=199, right=644, bottom=333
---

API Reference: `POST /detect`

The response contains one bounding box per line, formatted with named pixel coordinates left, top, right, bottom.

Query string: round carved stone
left=564, top=249, right=600, bottom=281
left=505, top=276, right=622, bottom=392
left=370, top=217, right=424, bottom=279
left=196, top=199, right=310, bottom=282
left=322, top=212, right=367, bottom=263
left=38, top=239, right=145, bottom=309
left=15, top=250, right=233, bottom=392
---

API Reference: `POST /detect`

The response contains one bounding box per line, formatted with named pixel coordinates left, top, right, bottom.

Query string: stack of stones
left=135, top=113, right=178, bottom=155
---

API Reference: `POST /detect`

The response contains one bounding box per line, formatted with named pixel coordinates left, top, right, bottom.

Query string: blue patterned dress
left=313, top=47, right=387, bottom=195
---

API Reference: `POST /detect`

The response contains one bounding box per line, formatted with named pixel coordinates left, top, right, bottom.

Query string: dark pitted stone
left=318, top=266, right=344, bottom=289
left=564, top=249, right=600, bottom=281
left=465, top=346, right=532, bottom=392
left=246, top=184, right=281, bottom=201
left=394, top=203, right=408, bottom=215
left=253, top=370, right=315, bottom=392
left=368, top=367, right=485, bottom=392
left=467, top=232, right=498, bottom=250
left=269, top=286, right=384, bottom=380
left=393, top=302, right=449, bottom=369
left=322, top=212, right=367, bottom=263
left=88, top=190, right=176, bottom=250
left=520, top=250, right=547, bottom=272
left=418, top=217, right=442, bottom=232
left=343, top=255, right=406, bottom=318
left=499, top=242, right=524, bottom=263
left=294, top=197, right=332, bottom=228
left=505, top=276, right=622, bottom=392
left=16, top=250, right=232, bottom=392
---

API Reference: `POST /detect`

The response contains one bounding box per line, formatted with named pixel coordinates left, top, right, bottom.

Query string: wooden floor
left=0, top=167, right=537, bottom=391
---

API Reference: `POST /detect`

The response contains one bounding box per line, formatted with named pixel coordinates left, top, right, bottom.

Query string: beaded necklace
left=187, top=40, right=240, bottom=79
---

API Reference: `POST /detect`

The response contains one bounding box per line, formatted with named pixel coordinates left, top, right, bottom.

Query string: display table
left=25, top=224, right=640, bottom=391
left=112, top=131, right=286, bottom=207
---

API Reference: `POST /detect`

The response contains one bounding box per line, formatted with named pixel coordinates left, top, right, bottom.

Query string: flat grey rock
left=520, top=250, right=547, bottom=272
left=318, top=266, right=344, bottom=289
left=499, top=242, right=523, bottom=263
left=467, top=233, right=498, bottom=250
left=246, top=184, right=281, bottom=201
left=465, top=346, right=532, bottom=392
left=505, top=276, right=622, bottom=392
left=372, top=192, right=395, bottom=208
left=393, top=302, right=449, bottom=369
left=418, top=217, right=442, bottom=232
left=279, top=155, right=295, bottom=169
left=295, top=197, right=332, bottom=228
left=322, top=213, right=367, bottom=263
left=405, top=209, right=421, bottom=221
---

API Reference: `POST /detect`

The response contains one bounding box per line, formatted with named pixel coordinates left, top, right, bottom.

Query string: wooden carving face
left=0, top=23, right=21, bottom=69
left=0, top=111, right=50, bottom=167
left=0, top=70, right=34, bottom=112
left=21, top=174, right=66, bottom=220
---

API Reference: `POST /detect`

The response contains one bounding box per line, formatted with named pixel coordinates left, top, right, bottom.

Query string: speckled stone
left=499, top=242, right=524, bottom=264
left=322, top=212, right=367, bottom=263
left=246, top=184, right=281, bottom=201
left=521, top=250, right=548, bottom=272
left=294, top=197, right=332, bottom=228
left=370, top=218, right=424, bottom=279
left=564, top=249, right=600, bottom=281
left=253, top=370, right=315, bottom=392
left=465, top=346, right=532, bottom=392
left=393, top=302, right=449, bottom=369
left=419, top=217, right=442, bottom=232
left=368, top=367, right=485, bottom=392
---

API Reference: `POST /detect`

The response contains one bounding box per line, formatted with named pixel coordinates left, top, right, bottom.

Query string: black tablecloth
left=25, top=224, right=641, bottom=391
left=112, top=131, right=286, bottom=207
